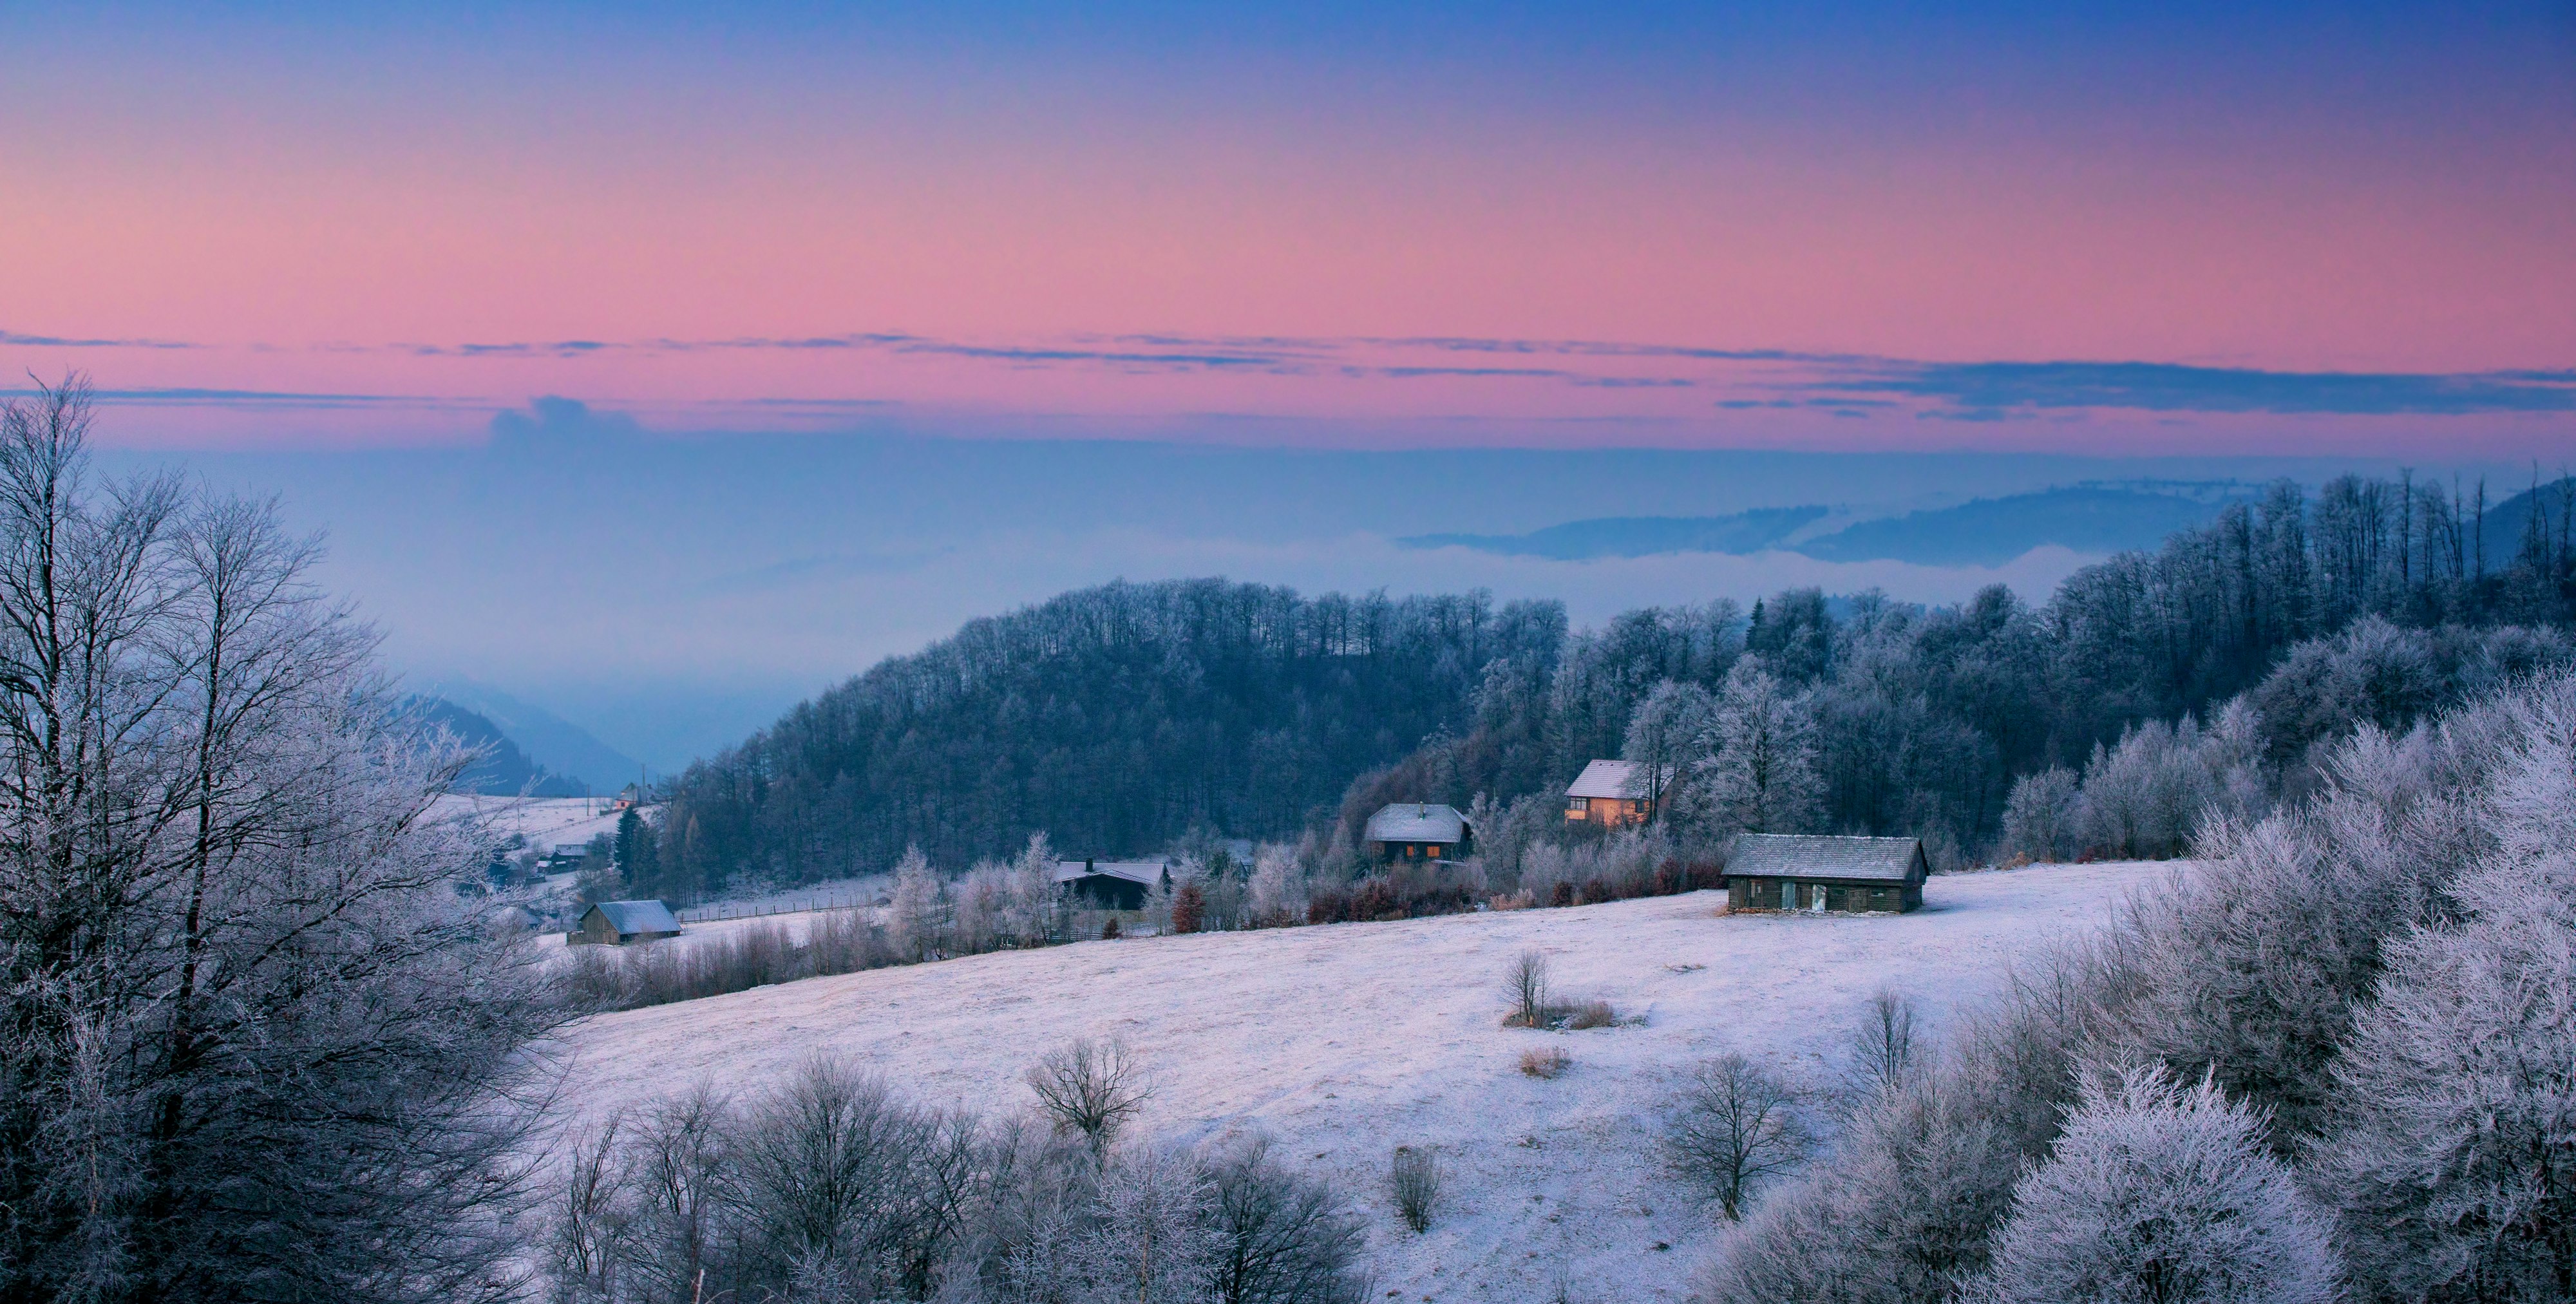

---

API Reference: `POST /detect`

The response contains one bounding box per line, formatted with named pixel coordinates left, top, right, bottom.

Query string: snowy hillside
left=551, top=861, right=2155, bottom=1301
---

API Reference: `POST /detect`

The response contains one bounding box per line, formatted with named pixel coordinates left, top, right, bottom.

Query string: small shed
left=1053, top=858, right=1172, bottom=911
left=1564, top=759, right=1656, bottom=829
left=1363, top=803, right=1473, bottom=864
left=571, top=899, right=683, bottom=945
left=1726, top=834, right=1927, bottom=914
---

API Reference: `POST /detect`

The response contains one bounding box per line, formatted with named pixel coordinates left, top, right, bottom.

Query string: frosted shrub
left=1202, top=1136, right=1370, bottom=1304
left=1972, top=1063, right=2337, bottom=1304
left=1389, top=1147, right=1441, bottom=1233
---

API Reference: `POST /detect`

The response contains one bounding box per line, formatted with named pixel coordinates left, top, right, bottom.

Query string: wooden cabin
left=1564, top=759, right=1656, bottom=829
left=1363, top=803, right=1473, bottom=864
left=570, top=899, right=683, bottom=945
left=1052, top=858, right=1173, bottom=911
left=1725, top=835, right=1927, bottom=914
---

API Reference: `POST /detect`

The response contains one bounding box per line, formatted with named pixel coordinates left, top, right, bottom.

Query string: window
left=1566, top=797, right=1589, bottom=814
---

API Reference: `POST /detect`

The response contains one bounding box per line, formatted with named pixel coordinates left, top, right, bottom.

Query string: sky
left=5, top=1, right=2572, bottom=457
left=9, top=3, right=2575, bottom=770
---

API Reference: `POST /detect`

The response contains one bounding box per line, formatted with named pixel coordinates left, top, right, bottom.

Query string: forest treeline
left=639, top=474, right=2576, bottom=901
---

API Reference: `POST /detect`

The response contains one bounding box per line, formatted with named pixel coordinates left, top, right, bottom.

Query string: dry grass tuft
left=1566, top=1000, right=1618, bottom=1030
left=1519, top=1046, right=1571, bottom=1079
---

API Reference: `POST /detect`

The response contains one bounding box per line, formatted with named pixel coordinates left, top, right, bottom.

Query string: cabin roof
left=1052, top=860, right=1169, bottom=887
left=1727, top=834, right=1925, bottom=884
left=587, top=899, right=681, bottom=935
left=1565, top=759, right=1649, bottom=799
left=1364, top=803, right=1468, bottom=844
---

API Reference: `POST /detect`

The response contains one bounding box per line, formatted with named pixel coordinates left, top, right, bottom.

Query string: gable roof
left=1052, top=860, right=1170, bottom=888
left=587, top=899, right=681, bottom=934
left=1727, top=834, right=1925, bottom=884
left=1566, top=759, right=1651, bottom=799
left=1364, top=803, right=1468, bottom=844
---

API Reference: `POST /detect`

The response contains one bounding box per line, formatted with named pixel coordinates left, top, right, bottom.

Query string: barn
left=1725, top=834, right=1927, bottom=914
left=570, top=899, right=683, bottom=945
left=1052, top=858, right=1173, bottom=911
left=1363, top=803, right=1473, bottom=864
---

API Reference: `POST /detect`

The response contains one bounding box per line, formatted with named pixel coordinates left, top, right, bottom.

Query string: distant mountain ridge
left=1403, top=506, right=1829, bottom=560
left=422, top=677, right=645, bottom=789
left=403, top=697, right=594, bottom=797
left=1399, top=482, right=2254, bottom=566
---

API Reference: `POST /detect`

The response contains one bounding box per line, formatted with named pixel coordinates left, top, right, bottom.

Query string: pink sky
left=3, top=3, right=2570, bottom=453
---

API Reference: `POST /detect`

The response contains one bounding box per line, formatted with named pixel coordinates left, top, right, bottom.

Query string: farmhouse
left=570, top=898, right=683, bottom=945
left=1364, top=803, right=1473, bottom=863
left=1564, top=759, right=1656, bottom=828
left=1053, top=858, right=1172, bottom=911
left=1726, top=834, right=1927, bottom=914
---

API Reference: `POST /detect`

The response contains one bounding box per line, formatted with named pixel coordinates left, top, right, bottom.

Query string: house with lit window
left=1564, top=759, right=1656, bottom=828
left=1363, top=803, right=1473, bottom=864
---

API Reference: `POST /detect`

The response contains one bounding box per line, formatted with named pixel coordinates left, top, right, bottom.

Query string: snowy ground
left=548, top=860, right=2160, bottom=1301
left=435, top=794, right=630, bottom=851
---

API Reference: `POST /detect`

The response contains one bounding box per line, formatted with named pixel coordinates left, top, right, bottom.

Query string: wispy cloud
left=1824, top=360, right=2576, bottom=417
left=1, top=330, right=196, bottom=350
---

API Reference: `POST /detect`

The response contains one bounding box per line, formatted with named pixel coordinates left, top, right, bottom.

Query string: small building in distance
left=1364, top=803, right=1473, bottom=864
left=570, top=898, right=684, bottom=945
left=1725, top=834, right=1927, bottom=914
left=1564, top=759, right=1658, bottom=829
left=1054, top=858, right=1173, bottom=911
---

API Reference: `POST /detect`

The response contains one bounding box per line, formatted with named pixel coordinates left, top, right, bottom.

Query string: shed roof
left=587, top=899, right=681, bottom=935
left=1728, top=834, right=1925, bottom=884
left=1364, top=803, right=1468, bottom=844
left=1052, top=860, right=1170, bottom=887
left=1566, top=759, right=1651, bottom=799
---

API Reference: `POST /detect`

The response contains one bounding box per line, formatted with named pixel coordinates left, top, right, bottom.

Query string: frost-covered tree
left=1999, top=766, right=2081, bottom=862
left=888, top=844, right=944, bottom=960
left=1080, top=1146, right=1220, bottom=1304
left=1624, top=679, right=1719, bottom=809
left=2310, top=676, right=2576, bottom=1303
left=1246, top=842, right=1305, bottom=926
left=1008, top=831, right=1060, bottom=945
left=1973, top=1063, right=2338, bottom=1304
left=1688, top=656, right=1822, bottom=836
left=0, top=376, right=558, bottom=1301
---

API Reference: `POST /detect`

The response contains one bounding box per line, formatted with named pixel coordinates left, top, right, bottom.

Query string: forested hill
left=649, top=473, right=2576, bottom=900
left=646, top=581, right=1565, bottom=895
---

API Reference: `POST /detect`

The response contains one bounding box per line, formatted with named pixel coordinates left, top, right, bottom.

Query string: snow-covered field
left=550, top=860, right=2159, bottom=1301
left=434, top=794, right=630, bottom=851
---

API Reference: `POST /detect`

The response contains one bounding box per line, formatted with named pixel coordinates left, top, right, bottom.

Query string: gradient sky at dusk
left=6, top=1, right=2572, bottom=455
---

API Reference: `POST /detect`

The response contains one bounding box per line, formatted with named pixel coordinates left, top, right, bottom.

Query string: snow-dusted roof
left=1565, top=759, right=1650, bottom=799
left=587, top=899, right=681, bottom=935
left=1728, top=835, right=1924, bottom=884
left=1364, top=803, right=1468, bottom=844
left=1052, top=860, right=1170, bottom=887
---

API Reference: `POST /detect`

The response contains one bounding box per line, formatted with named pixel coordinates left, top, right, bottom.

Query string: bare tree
left=1667, top=1054, right=1813, bottom=1220
left=0, top=374, right=560, bottom=1301
left=1848, top=987, right=1922, bottom=1098
left=1503, top=949, right=1552, bottom=1028
left=1026, top=1038, right=1154, bottom=1159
